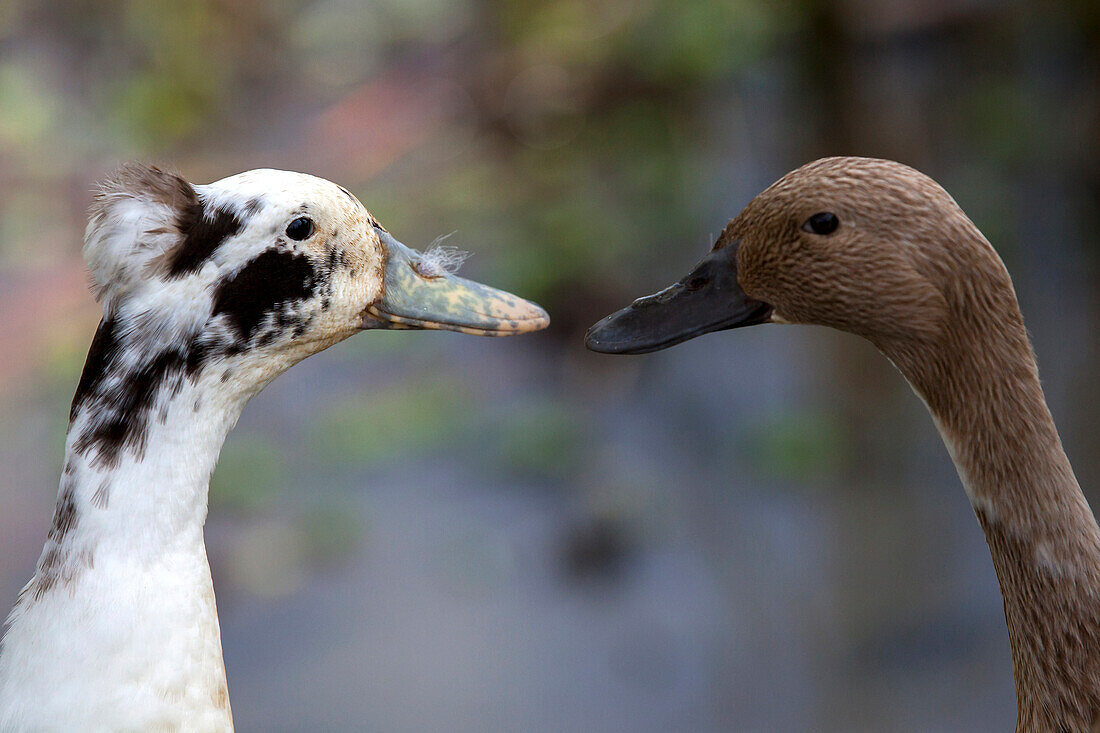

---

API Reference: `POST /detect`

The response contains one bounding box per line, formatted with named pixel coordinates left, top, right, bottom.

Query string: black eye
left=286, top=217, right=314, bottom=241
left=803, top=212, right=839, bottom=236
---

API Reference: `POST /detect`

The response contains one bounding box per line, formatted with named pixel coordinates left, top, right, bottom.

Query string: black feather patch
left=212, top=248, right=319, bottom=342
left=70, top=317, right=214, bottom=467
left=70, top=317, right=121, bottom=423
left=73, top=348, right=186, bottom=466
left=50, top=473, right=78, bottom=542
left=166, top=197, right=243, bottom=278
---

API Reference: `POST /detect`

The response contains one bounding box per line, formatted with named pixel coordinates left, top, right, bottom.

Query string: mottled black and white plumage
left=0, top=166, right=547, bottom=730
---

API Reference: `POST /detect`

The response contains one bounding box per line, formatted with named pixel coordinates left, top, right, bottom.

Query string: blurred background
left=1, top=0, right=1099, bottom=729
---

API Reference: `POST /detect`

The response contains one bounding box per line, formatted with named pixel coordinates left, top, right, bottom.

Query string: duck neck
left=893, top=310, right=1100, bottom=730
left=57, top=372, right=245, bottom=566
left=0, top=318, right=259, bottom=730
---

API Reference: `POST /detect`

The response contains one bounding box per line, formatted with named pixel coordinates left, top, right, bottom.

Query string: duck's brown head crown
left=734, top=156, right=1000, bottom=345
left=586, top=156, right=1009, bottom=355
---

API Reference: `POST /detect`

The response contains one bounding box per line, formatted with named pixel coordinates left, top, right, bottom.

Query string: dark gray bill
left=364, top=231, right=549, bottom=336
left=584, top=243, right=771, bottom=354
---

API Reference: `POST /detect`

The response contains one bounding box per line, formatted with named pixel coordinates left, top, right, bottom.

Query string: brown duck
left=586, top=156, right=1100, bottom=732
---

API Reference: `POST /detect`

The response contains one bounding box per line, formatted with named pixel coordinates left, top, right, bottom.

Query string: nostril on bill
left=686, top=276, right=709, bottom=291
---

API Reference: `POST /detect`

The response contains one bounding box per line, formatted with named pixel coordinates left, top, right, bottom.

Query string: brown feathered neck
left=881, top=221, right=1100, bottom=732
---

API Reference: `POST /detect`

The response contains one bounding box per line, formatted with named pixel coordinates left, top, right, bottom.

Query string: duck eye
left=803, top=212, right=839, bottom=236
left=286, top=217, right=314, bottom=241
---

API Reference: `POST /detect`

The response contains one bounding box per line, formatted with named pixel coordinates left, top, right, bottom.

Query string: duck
left=585, top=156, right=1100, bottom=732
left=0, top=164, right=549, bottom=730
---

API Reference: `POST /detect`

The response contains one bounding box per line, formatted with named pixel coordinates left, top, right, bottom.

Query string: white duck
left=0, top=165, right=548, bottom=730
left=587, top=157, right=1100, bottom=732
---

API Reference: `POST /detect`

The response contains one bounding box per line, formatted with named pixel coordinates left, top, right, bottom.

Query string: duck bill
left=363, top=231, right=549, bottom=336
left=584, top=243, right=771, bottom=354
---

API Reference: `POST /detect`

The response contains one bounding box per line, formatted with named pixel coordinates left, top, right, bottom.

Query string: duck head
left=585, top=157, right=1005, bottom=357
left=83, top=165, right=548, bottom=396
